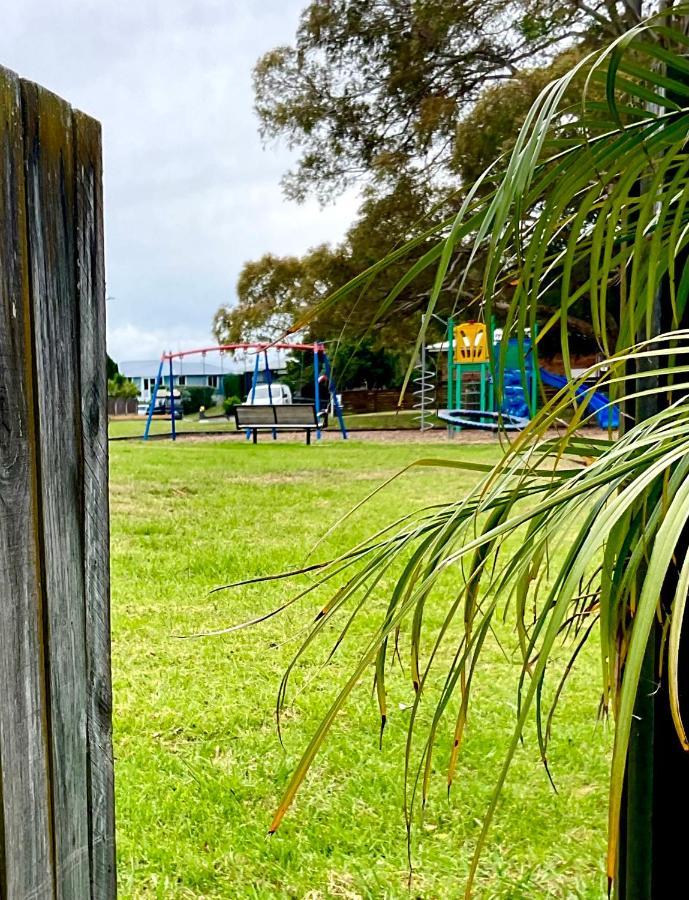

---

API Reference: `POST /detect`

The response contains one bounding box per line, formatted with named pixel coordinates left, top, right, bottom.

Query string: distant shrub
left=181, top=386, right=214, bottom=414
left=223, top=395, right=242, bottom=416
left=107, top=374, right=138, bottom=399
left=223, top=373, right=243, bottom=399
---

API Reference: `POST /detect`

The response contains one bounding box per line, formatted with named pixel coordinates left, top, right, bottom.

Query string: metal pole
left=265, top=350, right=276, bottom=440
left=313, top=343, right=321, bottom=440
left=265, top=351, right=274, bottom=405
left=246, top=352, right=260, bottom=440
left=249, top=352, right=260, bottom=401
left=143, top=357, right=164, bottom=440
left=169, top=355, right=176, bottom=441
left=420, top=332, right=427, bottom=432
left=447, top=318, right=454, bottom=409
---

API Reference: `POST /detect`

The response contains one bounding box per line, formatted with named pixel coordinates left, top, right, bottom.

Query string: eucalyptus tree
left=217, top=1, right=649, bottom=349
left=254, top=0, right=646, bottom=202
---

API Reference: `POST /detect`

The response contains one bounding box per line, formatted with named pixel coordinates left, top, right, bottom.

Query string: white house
left=120, top=349, right=290, bottom=402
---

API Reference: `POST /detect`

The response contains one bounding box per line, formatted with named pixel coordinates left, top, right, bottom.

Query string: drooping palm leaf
left=229, top=8, right=689, bottom=895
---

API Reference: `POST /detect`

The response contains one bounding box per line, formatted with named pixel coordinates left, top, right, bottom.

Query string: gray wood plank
left=0, top=64, right=54, bottom=900
left=21, top=77, right=91, bottom=899
left=74, top=109, right=116, bottom=899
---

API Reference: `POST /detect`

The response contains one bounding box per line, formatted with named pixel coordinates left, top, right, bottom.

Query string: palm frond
left=231, top=7, right=689, bottom=894
left=247, top=348, right=689, bottom=889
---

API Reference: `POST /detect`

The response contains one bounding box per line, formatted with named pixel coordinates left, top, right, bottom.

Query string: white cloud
left=106, top=321, right=219, bottom=362
left=0, top=0, right=359, bottom=361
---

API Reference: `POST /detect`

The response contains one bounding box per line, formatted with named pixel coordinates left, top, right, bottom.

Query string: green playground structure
left=441, top=318, right=620, bottom=430
left=440, top=318, right=538, bottom=430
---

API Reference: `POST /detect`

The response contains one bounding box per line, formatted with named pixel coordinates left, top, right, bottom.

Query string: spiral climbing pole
left=412, top=344, right=436, bottom=431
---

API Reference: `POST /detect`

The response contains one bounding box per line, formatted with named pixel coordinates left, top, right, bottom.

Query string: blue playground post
left=447, top=319, right=454, bottom=409
left=169, top=355, right=176, bottom=441
left=313, top=343, right=322, bottom=440
left=264, top=350, right=276, bottom=440
left=246, top=352, right=261, bottom=440
left=249, top=352, right=260, bottom=401
left=143, top=357, right=164, bottom=440
left=530, top=334, right=538, bottom=416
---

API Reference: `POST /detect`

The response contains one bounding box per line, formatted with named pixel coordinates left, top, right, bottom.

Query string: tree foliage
left=328, top=338, right=402, bottom=390
left=107, top=372, right=138, bottom=399
left=217, top=1, right=645, bottom=351
left=180, top=386, right=215, bottom=415
left=282, top=337, right=402, bottom=395
left=453, top=45, right=592, bottom=185
left=254, top=0, right=641, bottom=202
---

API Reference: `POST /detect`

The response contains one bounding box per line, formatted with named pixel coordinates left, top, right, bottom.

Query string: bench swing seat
left=234, top=404, right=328, bottom=444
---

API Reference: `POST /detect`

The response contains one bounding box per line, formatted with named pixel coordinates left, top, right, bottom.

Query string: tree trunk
left=619, top=176, right=689, bottom=900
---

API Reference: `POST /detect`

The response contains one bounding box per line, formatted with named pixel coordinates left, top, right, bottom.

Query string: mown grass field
left=111, top=438, right=611, bottom=898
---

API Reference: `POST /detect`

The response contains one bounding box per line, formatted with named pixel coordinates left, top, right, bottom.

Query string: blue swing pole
left=169, top=355, right=177, bottom=441
left=249, top=352, right=260, bottom=401
left=264, top=350, right=277, bottom=440
left=246, top=351, right=260, bottom=440
left=143, top=357, right=165, bottom=440
left=313, top=342, right=322, bottom=441
left=322, top=350, right=347, bottom=439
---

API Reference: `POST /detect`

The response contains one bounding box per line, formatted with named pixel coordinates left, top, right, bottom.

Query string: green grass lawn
left=112, top=439, right=611, bottom=898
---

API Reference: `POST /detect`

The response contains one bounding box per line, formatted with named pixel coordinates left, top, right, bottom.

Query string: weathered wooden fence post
left=0, top=65, right=115, bottom=897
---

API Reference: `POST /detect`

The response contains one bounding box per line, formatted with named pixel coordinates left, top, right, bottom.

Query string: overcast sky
left=0, top=0, right=358, bottom=362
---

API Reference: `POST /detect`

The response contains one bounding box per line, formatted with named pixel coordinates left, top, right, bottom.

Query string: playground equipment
left=539, top=368, right=620, bottom=429
left=412, top=340, right=436, bottom=432
left=440, top=319, right=536, bottom=430
left=143, top=342, right=347, bottom=441
left=440, top=318, right=620, bottom=430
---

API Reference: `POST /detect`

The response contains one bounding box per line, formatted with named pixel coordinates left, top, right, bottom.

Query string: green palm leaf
left=230, top=7, right=689, bottom=895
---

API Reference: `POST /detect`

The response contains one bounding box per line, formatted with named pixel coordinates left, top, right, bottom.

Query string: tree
left=219, top=2, right=625, bottom=352
left=218, top=126, right=612, bottom=358
left=239, top=7, right=689, bottom=895
left=107, top=372, right=138, bottom=399
left=328, top=338, right=402, bottom=389
left=253, top=0, right=639, bottom=203
left=452, top=45, right=592, bottom=185
left=282, top=337, right=402, bottom=396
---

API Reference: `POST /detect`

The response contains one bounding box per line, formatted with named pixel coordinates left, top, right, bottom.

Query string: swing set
left=143, top=342, right=348, bottom=441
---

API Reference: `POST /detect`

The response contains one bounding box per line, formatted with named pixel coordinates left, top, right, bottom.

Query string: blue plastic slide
left=539, top=368, right=619, bottom=429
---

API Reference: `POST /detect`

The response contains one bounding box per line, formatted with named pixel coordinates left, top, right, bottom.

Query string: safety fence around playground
left=340, top=388, right=416, bottom=413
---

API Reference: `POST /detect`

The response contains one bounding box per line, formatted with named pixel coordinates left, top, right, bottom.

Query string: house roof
left=119, top=359, right=228, bottom=378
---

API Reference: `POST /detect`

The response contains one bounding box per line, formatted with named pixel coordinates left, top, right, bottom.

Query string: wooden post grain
left=0, top=64, right=115, bottom=898
left=74, top=110, right=116, bottom=898
left=0, top=62, right=54, bottom=900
